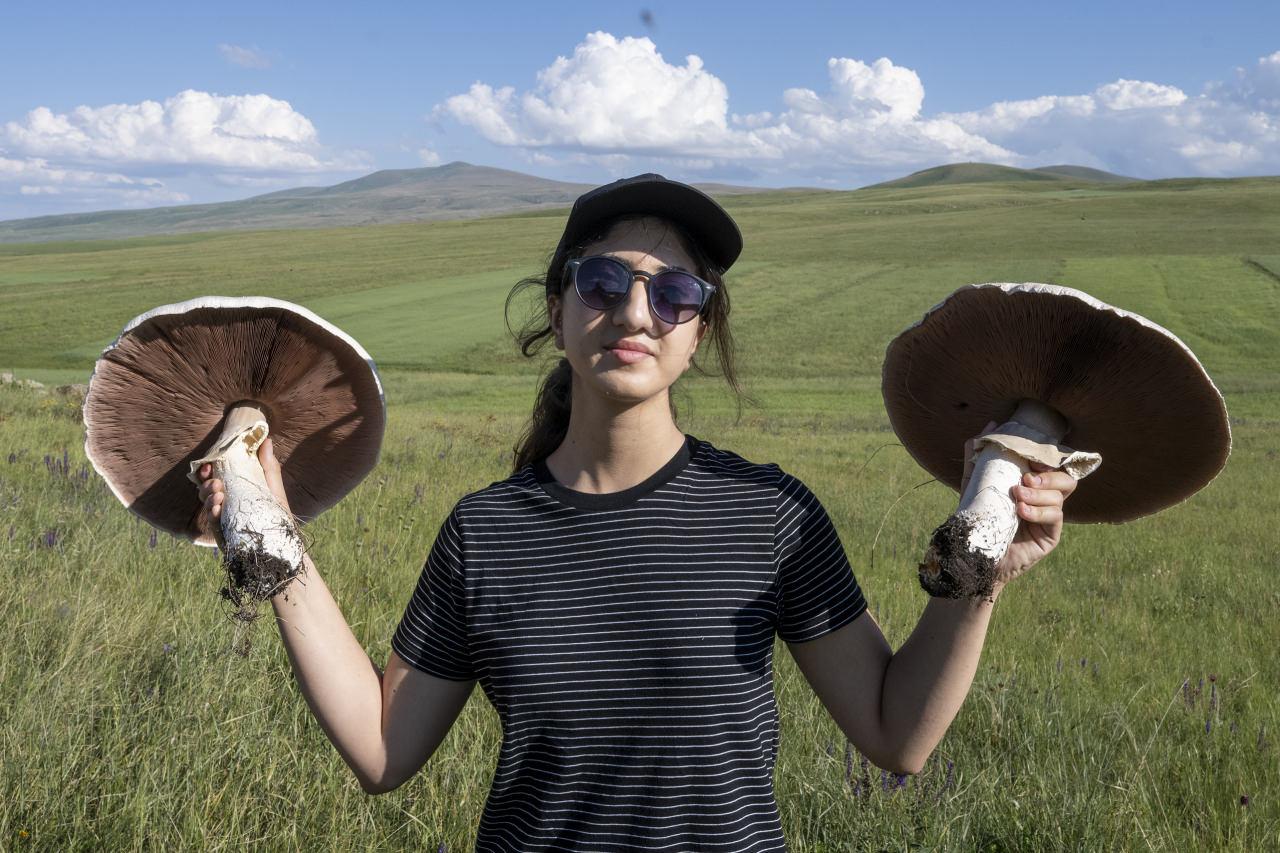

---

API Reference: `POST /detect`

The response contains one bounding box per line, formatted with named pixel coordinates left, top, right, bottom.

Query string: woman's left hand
left=995, top=461, right=1078, bottom=588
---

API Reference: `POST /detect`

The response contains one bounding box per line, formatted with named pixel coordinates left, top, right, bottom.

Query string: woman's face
left=549, top=216, right=708, bottom=407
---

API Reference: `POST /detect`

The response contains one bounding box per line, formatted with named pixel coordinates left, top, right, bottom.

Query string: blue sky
left=2, top=0, right=1277, bottom=219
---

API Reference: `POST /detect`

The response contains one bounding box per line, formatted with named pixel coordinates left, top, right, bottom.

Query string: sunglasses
left=563, top=255, right=717, bottom=326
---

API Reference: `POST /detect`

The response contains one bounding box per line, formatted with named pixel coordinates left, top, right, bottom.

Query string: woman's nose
left=614, top=275, right=654, bottom=329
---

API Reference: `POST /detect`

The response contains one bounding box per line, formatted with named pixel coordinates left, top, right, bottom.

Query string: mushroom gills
left=919, top=399, right=1101, bottom=599
left=193, top=403, right=305, bottom=603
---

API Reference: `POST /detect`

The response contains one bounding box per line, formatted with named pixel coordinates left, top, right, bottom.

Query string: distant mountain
left=866, top=162, right=1139, bottom=190
left=0, top=162, right=772, bottom=244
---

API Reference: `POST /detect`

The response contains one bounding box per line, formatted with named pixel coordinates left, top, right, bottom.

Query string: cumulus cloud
left=0, top=90, right=368, bottom=217
left=218, top=43, right=272, bottom=69
left=418, top=146, right=442, bottom=166
left=944, top=55, right=1280, bottom=177
left=0, top=154, right=188, bottom=206
left=3, top=90, right=358, bottom=172
left=435, top=32, right=1011, bottom=174
left=434, top=33, right=1280, bottom=182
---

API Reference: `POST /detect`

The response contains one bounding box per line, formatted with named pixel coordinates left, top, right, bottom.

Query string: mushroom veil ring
left=881, top=283, right=1231, bottom=600
left=83, top=296, right=386, bottom=627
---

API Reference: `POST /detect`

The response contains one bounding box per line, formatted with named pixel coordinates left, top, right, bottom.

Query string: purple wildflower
left=39, top=528, right=59, bottom=548
left=881, top=770, right=890, bottom=791
left=1205, top=717, right=1212, bottom=734
left=844, top=741, right=853, bottom=782
left=163, top=642, right=174, bottom=655
left=1240, top=795, right=1250, bottom=807
left=148, top=529, right=158, bottom=549
left=437, top=843, right=448, bottom=853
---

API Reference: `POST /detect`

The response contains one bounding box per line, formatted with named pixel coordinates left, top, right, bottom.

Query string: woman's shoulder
left=685, top=433, right=795, bottom=492
left=690, top=435, right=824, bottom=504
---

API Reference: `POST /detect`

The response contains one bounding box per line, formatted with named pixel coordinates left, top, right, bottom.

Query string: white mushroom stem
left=919, top=398, right=1088, bottom=598
left=954, top=399, right=1068, bottom=562
left=197, top=403, right=303, bottom=585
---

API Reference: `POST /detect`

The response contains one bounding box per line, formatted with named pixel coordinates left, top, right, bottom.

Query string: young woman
left=197, top=174, right=1076, bottom=851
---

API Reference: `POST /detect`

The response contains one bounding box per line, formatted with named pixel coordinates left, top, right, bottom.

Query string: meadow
left=1, top=176, right=1278, bottom=850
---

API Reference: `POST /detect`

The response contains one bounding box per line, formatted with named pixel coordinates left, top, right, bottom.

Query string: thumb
left=258, top=437, right=292, bottom=512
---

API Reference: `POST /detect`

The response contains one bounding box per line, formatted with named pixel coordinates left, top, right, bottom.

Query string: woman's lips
left=607, top=347, right=652, bottom=364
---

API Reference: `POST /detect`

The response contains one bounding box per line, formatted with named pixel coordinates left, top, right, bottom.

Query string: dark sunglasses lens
left=651, top=272, right=705, bottom=324
left=575, top=257, right=630, bottom=309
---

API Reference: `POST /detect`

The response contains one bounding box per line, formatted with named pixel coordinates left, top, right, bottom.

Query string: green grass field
left=2, top=177, right=1278, bottom=850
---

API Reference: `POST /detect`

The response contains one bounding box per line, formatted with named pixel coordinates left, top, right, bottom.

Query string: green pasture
left=1, top=177, right=1277, bottom=850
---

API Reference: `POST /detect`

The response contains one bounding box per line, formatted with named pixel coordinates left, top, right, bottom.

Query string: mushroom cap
left=83, top=296, right=386, bottom=545
left=881, top=283, right=1231, bottom=523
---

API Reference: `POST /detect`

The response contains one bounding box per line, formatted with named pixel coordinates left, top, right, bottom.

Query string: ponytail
left=513, top=357, right=573, bottom=471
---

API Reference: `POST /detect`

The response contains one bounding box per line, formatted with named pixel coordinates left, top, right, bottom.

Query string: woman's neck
left=544, top=390, right=687, bottom=495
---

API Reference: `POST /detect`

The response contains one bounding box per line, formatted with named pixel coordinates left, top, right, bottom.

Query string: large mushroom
left=881, top=283, right=1231, bottom=599
left=84, top=296, right=385, bottom=614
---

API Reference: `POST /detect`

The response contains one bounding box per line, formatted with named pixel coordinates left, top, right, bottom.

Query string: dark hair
left=504, top=214, right=754, bottom=472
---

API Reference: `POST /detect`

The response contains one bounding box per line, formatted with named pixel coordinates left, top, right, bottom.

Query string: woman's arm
left=788, top=467, right=1075, bottom=774
left=199, top=439, right=474, bottom=794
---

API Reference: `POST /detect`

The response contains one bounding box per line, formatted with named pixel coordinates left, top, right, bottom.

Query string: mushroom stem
left=206, top=403, right=304, bottom=601
left=919, top=399, right=1066, bottom=599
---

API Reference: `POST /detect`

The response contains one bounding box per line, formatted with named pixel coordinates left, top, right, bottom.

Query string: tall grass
left=1, top=177, right=1277, bottom=849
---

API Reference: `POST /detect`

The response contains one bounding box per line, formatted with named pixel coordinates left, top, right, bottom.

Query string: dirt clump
left=918, top=514, right=999, bottom=602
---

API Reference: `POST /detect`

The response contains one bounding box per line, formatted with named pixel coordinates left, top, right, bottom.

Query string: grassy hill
left=1, top=174, right=1278, bottom=849
left=1032, top=164, right=1136, bottom=182
left=0, top=162, right=778, bottom=245
left=868, top=161, right=1136, bottom=189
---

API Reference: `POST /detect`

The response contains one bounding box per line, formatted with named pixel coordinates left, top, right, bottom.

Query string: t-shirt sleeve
left=774, top=469, right=868, bottom=642
left=390, top=504, right=475, bottom=681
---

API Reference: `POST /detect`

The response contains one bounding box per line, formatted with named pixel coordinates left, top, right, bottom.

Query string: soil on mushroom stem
left=918, top=514, right=999, bottom=601
left=219, top=526, right=306, bottom=657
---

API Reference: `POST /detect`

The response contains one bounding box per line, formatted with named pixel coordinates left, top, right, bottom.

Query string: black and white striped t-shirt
left=392, top=433, right=868, bottom=852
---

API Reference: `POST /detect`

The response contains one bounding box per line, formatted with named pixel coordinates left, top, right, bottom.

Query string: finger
left=258, top=438, right=291, bottom=508
left=1023, top=469, right=1078, bottom=496
left=197, top=478, right=223, bottom=501
left=198, top=462, right=212, bottom=480
left=1018, top=501, right=1062, bottom=527
left=1015, top=484, right=1064, bottom=508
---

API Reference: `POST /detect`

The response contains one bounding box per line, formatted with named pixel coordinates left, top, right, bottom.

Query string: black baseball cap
left=550, top=173, right=743, bottom=282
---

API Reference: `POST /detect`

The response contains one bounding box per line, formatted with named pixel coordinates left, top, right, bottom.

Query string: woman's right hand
left=196, top=437, right=292, bottom=539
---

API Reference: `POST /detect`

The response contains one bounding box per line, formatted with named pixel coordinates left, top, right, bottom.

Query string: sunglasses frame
left=563, top=255, right=717, bottom=326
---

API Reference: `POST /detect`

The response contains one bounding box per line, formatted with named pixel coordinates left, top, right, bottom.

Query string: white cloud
left=945, top=59, right=1280, bottom=177
left=435, top=32, right=1011, bottom=175
left=1094, top=79, right=1186, bottom=110
left=3, top=90, right=357, bottom=172
left=0, top=154, right=188, bottom=207
left=418, top=146, right=442, bottom=166
left=434, top=33, right=1280, bottom=182
left=218, top=43, right=272, bottom=70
